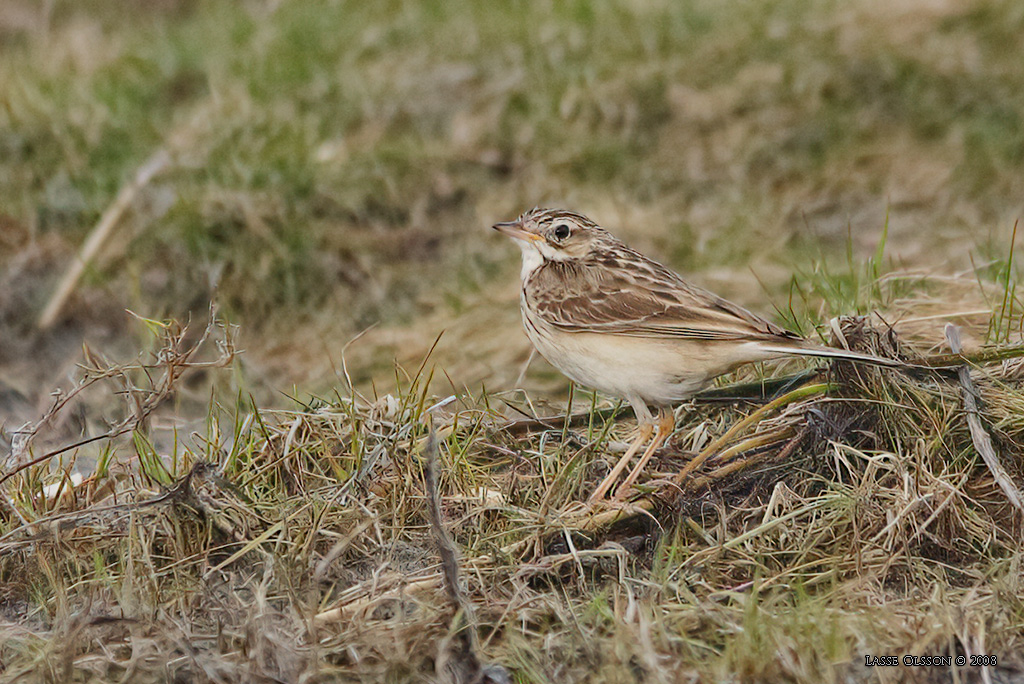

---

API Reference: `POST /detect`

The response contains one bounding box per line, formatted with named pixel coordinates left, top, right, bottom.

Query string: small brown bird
left=494, top=207, right=901, bottom=500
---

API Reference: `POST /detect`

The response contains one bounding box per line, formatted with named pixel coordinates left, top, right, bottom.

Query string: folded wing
left=530, top=252, right=802, bottom=344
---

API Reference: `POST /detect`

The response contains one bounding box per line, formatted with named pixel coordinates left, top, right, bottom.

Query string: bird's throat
left=518, top=243, right=544, bottom=280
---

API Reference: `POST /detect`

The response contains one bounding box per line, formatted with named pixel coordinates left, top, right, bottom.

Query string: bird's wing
left=530, top=257, right=801, bottom=343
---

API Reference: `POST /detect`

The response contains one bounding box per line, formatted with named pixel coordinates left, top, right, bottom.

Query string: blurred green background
left=2, top=0, right=1023, bottom=408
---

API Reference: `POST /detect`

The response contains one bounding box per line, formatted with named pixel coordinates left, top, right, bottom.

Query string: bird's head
left=493, top=208, right=614, bottom=274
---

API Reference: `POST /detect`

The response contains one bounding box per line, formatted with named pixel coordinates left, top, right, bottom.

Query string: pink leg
left=614, top=408, right=674, bottom=499
left=588, top=422, right=653, bottom=502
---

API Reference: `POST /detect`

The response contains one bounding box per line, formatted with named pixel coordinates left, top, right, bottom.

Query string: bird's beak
left=493, top=219, right=542, bottom=242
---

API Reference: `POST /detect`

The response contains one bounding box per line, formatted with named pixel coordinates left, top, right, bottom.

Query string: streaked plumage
left=494, top=207, right=900, bottom=500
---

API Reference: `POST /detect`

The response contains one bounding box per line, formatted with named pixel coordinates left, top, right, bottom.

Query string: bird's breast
left=518, top=308, right=713, bottom=403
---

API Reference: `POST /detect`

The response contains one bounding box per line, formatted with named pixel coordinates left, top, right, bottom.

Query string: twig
left=2, top=308, right=234, bottom=485
left=694, top=370, right=821, bottom=402
left=312, top=574, right=443, bottom=624
left=423, top=424, right=467, bottom=610
left=914, top=344, right=1024, bottom=369
left=945, top=324, right=1024, bottom=513
left=672, top=382, right=832, bottom=486
left=423, top=423, right=511, bottom=684
left=38, top=149, right=172, bottom=330
left=499, top=372, right=819, bottom=435
left=574, top=424, right=807, bottom=533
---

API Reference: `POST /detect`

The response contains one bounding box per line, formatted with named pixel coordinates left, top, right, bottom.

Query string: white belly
left=524, top=315, right=696, bottom=404
left=522, top=308, right=777, bottom=405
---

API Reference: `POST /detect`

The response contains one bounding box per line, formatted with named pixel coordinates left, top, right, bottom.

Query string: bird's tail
left=757, top=343, right=905, bottom=368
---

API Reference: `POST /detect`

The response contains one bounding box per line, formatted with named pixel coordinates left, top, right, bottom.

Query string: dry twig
left=37, top=150, right=172, bottom=330
left=945, top=323, right=1024, bottom=512
left=3, top=306, right=235, bottom=484
left=424, top=423, right=510, bottom=684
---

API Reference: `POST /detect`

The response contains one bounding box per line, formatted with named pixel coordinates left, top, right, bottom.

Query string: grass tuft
left=2, top=307, right=1023, bottom=681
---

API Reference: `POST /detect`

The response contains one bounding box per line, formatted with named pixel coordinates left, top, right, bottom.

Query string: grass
left=3, top=0, right=1024, bottom=341
left=1, top=305, right=1023, bottom=682
left=3, top=0, right=1024, bottom=682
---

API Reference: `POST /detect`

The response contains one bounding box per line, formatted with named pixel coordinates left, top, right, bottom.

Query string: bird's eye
left=552, top=224, right=571, bottom=241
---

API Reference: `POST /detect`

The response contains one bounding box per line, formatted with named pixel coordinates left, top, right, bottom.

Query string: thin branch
left=37, top=150, right=172, bottom=330
left=2, top=308, right=235, bottom=485
left=945, top=324, right=1024, bottom=513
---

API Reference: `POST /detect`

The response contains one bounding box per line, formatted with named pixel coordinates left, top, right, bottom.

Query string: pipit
left=494, top=207, right=901, bottom=501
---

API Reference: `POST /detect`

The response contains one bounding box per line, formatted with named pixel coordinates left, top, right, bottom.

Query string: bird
left=493, top=207, right=903, bottom=501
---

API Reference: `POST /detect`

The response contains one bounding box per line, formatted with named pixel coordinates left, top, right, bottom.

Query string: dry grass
left=3, top=1, right=1024, bottom=682
left=1, top=313, right=1023, bottom=683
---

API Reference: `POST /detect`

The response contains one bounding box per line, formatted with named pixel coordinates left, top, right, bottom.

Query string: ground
left=1, top=0, right=1024, bottom=682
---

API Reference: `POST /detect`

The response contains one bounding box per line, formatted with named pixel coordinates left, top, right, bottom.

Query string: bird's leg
left=614, top=407, right=674, bottom=499
left=588, top=421, right=653, bottom=503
